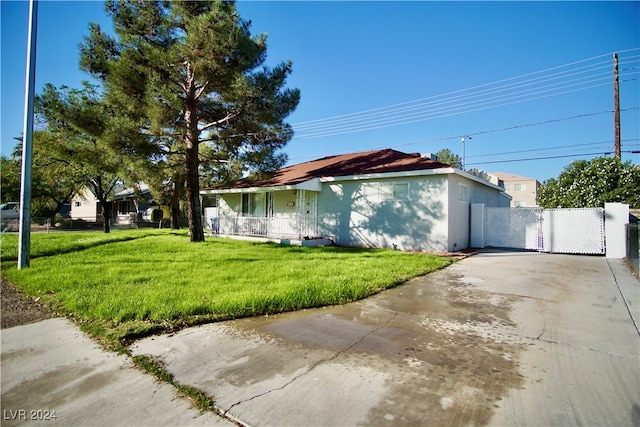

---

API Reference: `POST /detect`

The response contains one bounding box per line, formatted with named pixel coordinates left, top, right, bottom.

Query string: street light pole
left=18, top=0, right=39, bottom=269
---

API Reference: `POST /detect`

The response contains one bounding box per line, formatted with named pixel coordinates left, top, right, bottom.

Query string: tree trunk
left=170, top=175, right=182, bottom=230
left=185, top=144, right=204, bottom=242
left=184, top=64, right=204, bottom=242
left=100, top=201, right=111, bottom=233
left=49, top=199, right=65, bottom=225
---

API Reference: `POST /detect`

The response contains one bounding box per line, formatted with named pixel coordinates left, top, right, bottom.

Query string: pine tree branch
left=193, top=81, right=209, bottom=101
left=200, top=113, right=238, bottom=133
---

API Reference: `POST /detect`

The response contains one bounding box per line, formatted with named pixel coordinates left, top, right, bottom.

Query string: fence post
left=470, top=203, right=485, bottom=248
left=605, top=202, right=629, bottom=258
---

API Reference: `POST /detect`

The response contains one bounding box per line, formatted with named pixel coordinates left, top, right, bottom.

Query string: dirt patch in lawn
left=1, top=277, right=56, bottom=329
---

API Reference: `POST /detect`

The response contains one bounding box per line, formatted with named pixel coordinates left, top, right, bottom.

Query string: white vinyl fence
left=483, top=207, right=605, bottom=255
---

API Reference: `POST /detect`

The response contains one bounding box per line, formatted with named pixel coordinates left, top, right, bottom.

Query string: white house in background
left=70, top=184, right=155, bottom=223
left=201, top=149, right=510, bottom=252
left=490, top=172, right=541, bottom=207
left=70, top=187, right=103, bottom=221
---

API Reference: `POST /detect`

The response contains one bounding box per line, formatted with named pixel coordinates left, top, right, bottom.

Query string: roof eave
left=200, top=178, right=322, bottom=195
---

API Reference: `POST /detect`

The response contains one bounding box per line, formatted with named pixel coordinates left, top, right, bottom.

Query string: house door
left=298, top=191, right=317, bottom=237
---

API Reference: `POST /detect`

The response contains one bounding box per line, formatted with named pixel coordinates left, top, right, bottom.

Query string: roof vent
left=420, top=153, right=438, bottom=161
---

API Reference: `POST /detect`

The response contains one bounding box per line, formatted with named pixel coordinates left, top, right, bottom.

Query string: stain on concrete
left=132, top=264, right=529, bottom=426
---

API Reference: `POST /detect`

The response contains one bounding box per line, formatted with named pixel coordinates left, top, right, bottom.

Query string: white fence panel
left=485, top=207, right=542, bottom=250
left=483, top=206, right=605, bottom=255
left=541, top=208, right=605, bottom=255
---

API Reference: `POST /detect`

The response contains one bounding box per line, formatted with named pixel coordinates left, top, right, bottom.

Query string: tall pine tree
left=80, top=0, right=300, bottom=241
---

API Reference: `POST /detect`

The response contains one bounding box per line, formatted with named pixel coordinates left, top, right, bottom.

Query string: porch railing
left=213, top=214, right=320, bottom=240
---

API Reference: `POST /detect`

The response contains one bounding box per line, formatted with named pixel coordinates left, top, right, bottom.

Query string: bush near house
left=1, top=230, right=452, bottom=349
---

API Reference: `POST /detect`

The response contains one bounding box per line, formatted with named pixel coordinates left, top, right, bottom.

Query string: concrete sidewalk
left=2, top=251, right=639, bottom=426
left=0, top=318, right=234, bottom=426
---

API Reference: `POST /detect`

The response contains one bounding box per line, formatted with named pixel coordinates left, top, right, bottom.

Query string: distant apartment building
left=490, top=172, right=541, bottom=207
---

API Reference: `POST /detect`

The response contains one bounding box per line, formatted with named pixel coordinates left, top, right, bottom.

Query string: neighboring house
left=70, top=184, right=155, bottom=224
left=490, top=172, right=541, bottom=207
left=70, top=187, right=105, bottom=221
left=201, top=149, right=510, bottom=252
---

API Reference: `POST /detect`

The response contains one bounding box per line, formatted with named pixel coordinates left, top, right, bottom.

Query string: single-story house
left=70, top=184, right=155, bottom=224
left=200, top=149, right=510, bottom=252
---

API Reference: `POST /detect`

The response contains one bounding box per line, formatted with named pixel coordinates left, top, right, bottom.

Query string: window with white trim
left=459, top=184, right=468, bottom=202
left=363, top=183, right=409, bottom=201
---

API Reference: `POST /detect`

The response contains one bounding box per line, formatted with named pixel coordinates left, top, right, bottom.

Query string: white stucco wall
left=218, top=193, right=241, bottom=216
left=447, top=173, right=511, bottom=252
left=316, top=175, right=450, bottom=252
left=208, top=171, right=508, bottom=252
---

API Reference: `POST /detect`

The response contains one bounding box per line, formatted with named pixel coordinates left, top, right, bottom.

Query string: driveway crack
left=536, top=305, right=548, bottom=340
left=223, top=310, right=398, bottom=417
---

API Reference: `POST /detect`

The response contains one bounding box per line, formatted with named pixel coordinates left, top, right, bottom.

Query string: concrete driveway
left=131, top=250, right=640, bottom=426
left=2, top=250, right=639, bottom=426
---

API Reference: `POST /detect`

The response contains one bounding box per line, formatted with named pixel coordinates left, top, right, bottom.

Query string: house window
left=241, top=194, right=250, bottom=216
left=514, top=183, right=526, bottom=191
left=74, top=201, right=81, bottom=207
left=459, top=184, right=468, bottom=202
left=393, top=183, right=409, bottom=200
left=118, top=200, right=133, bottom=214
left=241, top=193, right=268, bottom=216
left=363, top=183, right=409, bottom=201
left=514, top=200, right=526, bottom=207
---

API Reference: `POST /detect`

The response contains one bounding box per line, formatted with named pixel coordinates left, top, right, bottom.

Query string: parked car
left=1, top=202, right=20, bottom=231
left=141, top=205, right=171, bottom=227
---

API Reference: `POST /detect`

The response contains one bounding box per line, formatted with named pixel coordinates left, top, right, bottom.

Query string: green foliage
left=79, top=0, right=300, bottom=241
left=537, top=156, right=640, bottom=208
left=2, top=232, right=452, bottom=347
left=1, top=130, right=86, bottom=218
left=0, top=155, right=21, bottom=203
left=435, top=148, right=461, bottom=168
left=36, top=83, right=129, bottom=232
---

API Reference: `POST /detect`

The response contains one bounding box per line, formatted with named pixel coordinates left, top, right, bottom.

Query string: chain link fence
left=1, top=216, right=174, bottom=233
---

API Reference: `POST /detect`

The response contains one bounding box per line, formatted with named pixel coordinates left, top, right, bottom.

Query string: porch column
left=296, top=190, right=306, bottom=239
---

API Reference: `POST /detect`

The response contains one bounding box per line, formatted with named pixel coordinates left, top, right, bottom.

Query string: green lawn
left=1, top=230, right=453, bottom=348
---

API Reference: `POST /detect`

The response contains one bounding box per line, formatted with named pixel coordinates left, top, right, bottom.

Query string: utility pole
left=18, top=0, right=38, bottom=269
left=613, top=52, right=621, bottom=158
left=461, top=135, right=471, bottom=170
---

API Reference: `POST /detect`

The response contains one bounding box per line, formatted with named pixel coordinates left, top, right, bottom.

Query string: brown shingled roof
left=210, top=149, right=452, bottom=190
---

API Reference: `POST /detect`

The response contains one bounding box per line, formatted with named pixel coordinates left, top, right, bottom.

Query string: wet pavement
left=131, top=250, right=640, bottom=426
left=0, top=318, right=233, bottom=426
left=2, top=250, right=638, bottom=426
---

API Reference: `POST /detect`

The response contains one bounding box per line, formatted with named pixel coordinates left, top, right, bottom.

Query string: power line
left=295, top=81, right=614, bottom=139
left=293, top=51, right=619, bottom=127
left=287, top=108, right=640, bottom=164
left=294, top=70, right=614, bottom=136
left=291, top=50, right=639, bottom=139
left=465, top=140, right=625, bottom=159
left=294, top=59, right=614, bottom=132
left=466, top=150, right=638, bottom=167
left=386, top=109, right=640, bottom=149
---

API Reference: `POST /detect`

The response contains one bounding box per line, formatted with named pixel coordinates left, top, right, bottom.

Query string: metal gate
left=485, top=207, right=605, bottom=255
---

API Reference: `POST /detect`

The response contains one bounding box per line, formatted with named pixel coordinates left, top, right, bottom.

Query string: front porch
left=209, top=214, right=333, bottom=246
left=202, top=184, right=334, bottom=245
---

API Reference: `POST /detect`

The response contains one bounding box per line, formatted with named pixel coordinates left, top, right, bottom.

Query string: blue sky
left=2, top=1, right=639, bottom=182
